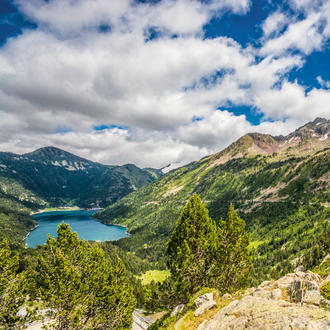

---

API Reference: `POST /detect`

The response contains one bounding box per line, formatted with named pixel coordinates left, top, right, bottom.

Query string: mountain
left=0, top=146, right=164, bottom=245
left=0, top=146, right=162, bottom=209
left=96, top=118, right=330, bottom=281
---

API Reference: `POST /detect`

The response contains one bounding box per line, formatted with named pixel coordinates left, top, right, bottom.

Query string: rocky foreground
left=157, top=269, right=330, bottom=330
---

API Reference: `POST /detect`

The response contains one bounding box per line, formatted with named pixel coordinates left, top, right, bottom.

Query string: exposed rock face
left=198, top=295, right=330, bottom=330
left=171, top=304, right=186, bottom=317
left=131, top=309, right=155, bottom=330
left=194, top=292, right=217, bottom=317
left=195, top=270, right=330, bottom=330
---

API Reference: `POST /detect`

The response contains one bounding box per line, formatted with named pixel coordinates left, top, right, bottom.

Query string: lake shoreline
left=26, top=209, right=128, bottom=248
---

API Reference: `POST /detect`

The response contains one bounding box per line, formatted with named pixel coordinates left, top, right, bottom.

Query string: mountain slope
left=96, top=118, right=330, bottom=280
left=0, top=146, right=162, bottom=208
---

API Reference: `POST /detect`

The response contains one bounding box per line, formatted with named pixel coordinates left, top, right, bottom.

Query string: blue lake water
left=26, top=209, right=129, bottom=248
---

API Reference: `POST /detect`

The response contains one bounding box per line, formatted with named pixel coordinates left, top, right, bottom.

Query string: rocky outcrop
left=171, top=304, right=186, bottom=317
left=132, top=309, right=155, bottom=330
left=194, top=292, right=217, bottom=317
left=197, top=295, right=330, bottom=329
left=191, top=270, right=330, bottom=329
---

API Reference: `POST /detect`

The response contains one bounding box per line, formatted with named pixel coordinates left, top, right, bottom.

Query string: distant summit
left=206, top=118, right=329, bottom=165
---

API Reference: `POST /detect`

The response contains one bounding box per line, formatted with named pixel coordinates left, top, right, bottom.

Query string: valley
left=0, top=118, right=329, bottom=329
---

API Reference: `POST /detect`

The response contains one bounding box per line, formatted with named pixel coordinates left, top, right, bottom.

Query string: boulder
left=170, top=304, right=186, bottom=317
left=270, top=288, right=282, bottom=300
left=197, top=295, right=330, bottom=330
left=288, top=279, right=319, bottom=303
left=320, top=298, right=330, bottom=309
left=194, top=292, right=217, bottom=317
left=302, top=290, right=322, bottom=306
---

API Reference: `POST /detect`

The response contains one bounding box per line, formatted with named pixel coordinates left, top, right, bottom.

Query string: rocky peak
left=283, top=117, right=329, bottom=142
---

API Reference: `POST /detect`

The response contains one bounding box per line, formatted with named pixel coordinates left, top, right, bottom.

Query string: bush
left=320, top=281, right=330, bottom=300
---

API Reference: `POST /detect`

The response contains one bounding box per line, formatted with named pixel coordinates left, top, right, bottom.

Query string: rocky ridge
left=170, top=269, right=330, bottom=330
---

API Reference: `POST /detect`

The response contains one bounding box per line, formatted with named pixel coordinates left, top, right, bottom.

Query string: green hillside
left=96, top=118, right=330, bottom=283
left=0, top=146, right=162, bottom=208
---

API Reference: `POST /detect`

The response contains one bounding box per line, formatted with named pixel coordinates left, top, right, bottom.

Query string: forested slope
left=96, top=118, right=330, bottom=283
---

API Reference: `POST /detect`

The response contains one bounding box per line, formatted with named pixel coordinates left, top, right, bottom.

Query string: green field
left=137, top=270, right=171, bottom=285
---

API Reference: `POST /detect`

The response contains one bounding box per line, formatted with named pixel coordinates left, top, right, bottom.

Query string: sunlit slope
left=96, top=118, right=330, bottom=280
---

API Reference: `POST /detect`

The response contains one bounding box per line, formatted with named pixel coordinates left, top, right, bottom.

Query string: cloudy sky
left=0, top=0, right=329, bottom=168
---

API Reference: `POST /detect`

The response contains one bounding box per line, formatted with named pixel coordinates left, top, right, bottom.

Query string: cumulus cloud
left=0, top=0, right=329, bottom=168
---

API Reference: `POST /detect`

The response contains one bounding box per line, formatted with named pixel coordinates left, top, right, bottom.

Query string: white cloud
left=262, top=11, right=288, bottom=37
left=0, top=0, right=329, bottom=168
left=317, top=76, right=330, bottom=88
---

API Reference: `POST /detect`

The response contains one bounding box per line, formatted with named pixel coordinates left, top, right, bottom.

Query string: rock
left=222, top=293, right=232, bottom=299
left=131, top=309, right=155, bottom=330
left=321, top=275, right=330, bottom=286
left=275, top=274, right=296, bottom=288
left=302, top=290, right=322, bottom=306
left=295, top=265, right=304, bottom=272
left=259, top=280, right=272, bottom=288
left=253, top=287, right=271, bottom=299
left=197, top=294, right=330, bottom=330
left=270, top=288, right=282, bottom=300
left=170, top=304, right=186, bottom=317
left=194, top=292, right=217, bottom=317
left=288, top=279, right=319, bottom=303
left=320, top=298, right=330, bottom=309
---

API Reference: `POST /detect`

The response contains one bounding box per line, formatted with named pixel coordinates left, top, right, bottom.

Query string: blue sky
left=0, top=0, right=329, bottom=167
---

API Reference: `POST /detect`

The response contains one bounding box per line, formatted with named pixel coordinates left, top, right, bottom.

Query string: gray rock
left=198, top=294, right=330, bottom=330
left=131, top=309, right=155, bottom=330
left=194, top=292, right=217, bottom=317
left=288, top=279, right=319, bottom=303
left=270, top=288, right=282, bottom=300
left=222, top=293, right=232, bottom=299
left=302, top=290, right=322, bottom=306
left=320, top=298, right=330, bottom=309
left=170, top=304, right=186, bottom=317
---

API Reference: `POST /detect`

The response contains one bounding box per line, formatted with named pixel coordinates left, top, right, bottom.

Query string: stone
left=132, top=309, right=155, bottom=330
left=320, top=298, right=330, bottom=309
left=259, top=280, right=272, bottom=288
left=270, top=288, right=282, bottom=300
left=288, top=279, right=319, bottom=303
left=302, top=290, right=322, bottom=306
left=275, top=274, right=296, bottom=289
left=295, top=266, right=304, bottom=272
left=253, top=287, right=271, bottom=299
left=170, top=304, right=186, bottom=317
left=197, top=294, right=330, bottom=330
left=194, top=292, right=217, bottom=317
left=222, top=293, right=232, bottom=299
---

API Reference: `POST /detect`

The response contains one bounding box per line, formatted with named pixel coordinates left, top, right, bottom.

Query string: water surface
left=26, top=209, right=129, bottom=248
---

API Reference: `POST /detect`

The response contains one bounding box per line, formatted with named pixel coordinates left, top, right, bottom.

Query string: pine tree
left=213, top=203, right=252, bottom=292
left=34, top=223, right=136, bottom=329
left=166, top=193, right=217, bottom=295
left=0, top=239, right=27, bottom=327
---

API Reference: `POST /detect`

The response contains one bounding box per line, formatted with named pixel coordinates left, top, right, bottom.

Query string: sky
left=0, top=0, right=329, bottom=169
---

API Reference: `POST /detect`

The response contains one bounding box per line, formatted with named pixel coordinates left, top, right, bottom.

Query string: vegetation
left=167, top=193, right=218, bottom=295
left=97, top=140, right=330, bottom=285
left=31, top=223, right=136, bottom=329
left=320, top=281, right=330, bottom=300
left=0, top=239, right=27, bottom=327
left=137, top=270, right=171, bottom=285
left=167, top=195, right=251, bottom=296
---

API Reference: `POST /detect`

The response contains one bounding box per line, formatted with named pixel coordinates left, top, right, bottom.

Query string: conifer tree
left=34, top=223, right=136, bottom=329
left=213, top=203, right=252, bottom=292
left=166, top=193, right=217, bottom=294
left=0, top=239, right=26, bottom=327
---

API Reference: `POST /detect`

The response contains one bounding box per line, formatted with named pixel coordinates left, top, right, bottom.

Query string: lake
left=26, top=209, right=129, bottom=248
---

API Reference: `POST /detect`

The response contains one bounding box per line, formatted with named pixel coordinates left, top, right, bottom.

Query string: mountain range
left=0, top=146, right=162, bottom=209
left=0, top=118, right=329, bottom=283
left=96, top=118, right=330, bottom=282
